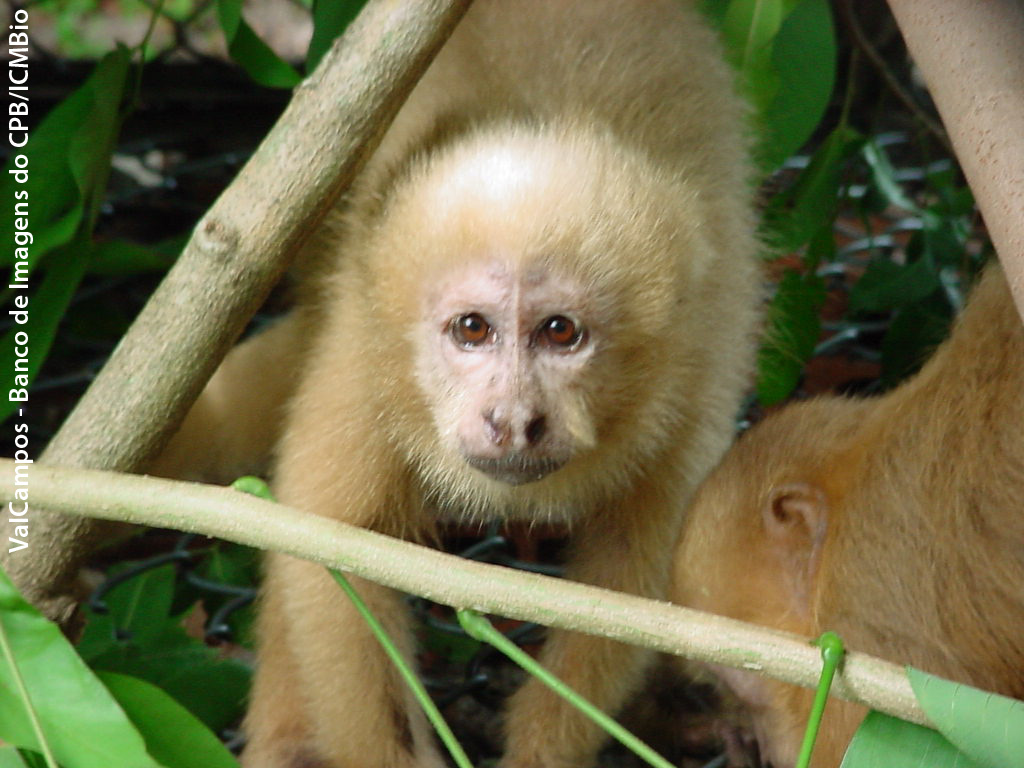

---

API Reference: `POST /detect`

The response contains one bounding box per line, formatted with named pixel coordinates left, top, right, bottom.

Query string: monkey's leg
left=149, top=312, right=306, bottom=484
left=242, top=552, right=447, bottom=768
left=503, top=484, right=683, bottom=768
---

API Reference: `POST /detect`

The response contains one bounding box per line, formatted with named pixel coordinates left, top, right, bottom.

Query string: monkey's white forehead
left=429, top=143, right=559, bottom=213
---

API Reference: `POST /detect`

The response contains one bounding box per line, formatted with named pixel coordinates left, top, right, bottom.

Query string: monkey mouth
left=465, top=455, right=565, bottom=485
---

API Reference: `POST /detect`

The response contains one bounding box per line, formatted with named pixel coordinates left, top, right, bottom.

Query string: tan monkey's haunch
left=673, top=264, right=1024, bottom=767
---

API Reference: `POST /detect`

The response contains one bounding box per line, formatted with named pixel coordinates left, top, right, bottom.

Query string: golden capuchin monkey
left=672, top=263, right=1024, bottom=767
left=153, top=1, right=761, bottom=766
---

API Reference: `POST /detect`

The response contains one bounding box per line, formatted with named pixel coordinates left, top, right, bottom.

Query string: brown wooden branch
left=0, top=460, right=932, bottom=729
left=2, top=0, right=474, bottom=621
left=887, top=0, right=1024, bottom=319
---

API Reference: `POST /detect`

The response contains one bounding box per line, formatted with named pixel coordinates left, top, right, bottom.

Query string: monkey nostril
left=483, top=411, right=508, bottom=446
left=525, top=415, right=547, bottom=446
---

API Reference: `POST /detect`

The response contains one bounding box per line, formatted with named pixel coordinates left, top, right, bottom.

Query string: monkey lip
left=465, top=454, right=565, bottom=485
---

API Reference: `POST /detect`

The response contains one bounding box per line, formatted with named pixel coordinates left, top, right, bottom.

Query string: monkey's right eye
left=451, top=313, right=492, bottom=346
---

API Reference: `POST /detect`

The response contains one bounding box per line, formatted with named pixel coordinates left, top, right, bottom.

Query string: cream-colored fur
left=673, top=265, right=1024, bottom=767
left=157, top=2, right=760, bottom=766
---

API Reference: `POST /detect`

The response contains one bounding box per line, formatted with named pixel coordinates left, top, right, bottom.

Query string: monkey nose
left=483, top=411, right=547, bottom=449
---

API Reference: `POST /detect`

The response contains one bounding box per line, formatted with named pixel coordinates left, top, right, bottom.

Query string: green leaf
left=721, top=0, right=788, bottom=86
left=756, top=269, right=826, bottom=404
left=0, top=47, right=131, bottom=270
left=18, top=752, right=46, bottom=768
left=0, top=747, right=30, bottom=768
left=841, top=710, right=981, bottom=768
left=422, top=622, right=483, bottom=665
left=105, top=563, right=177, bottom=646
left=216, top=0, right=302, bottom=88
left=879, top=293, right=952, bottom=386
left=757, top=0, right=835, bottom=170
left=98, top=672, right=239, bottom=768
left=88, top=238, right=177, bottom=275
left=920, top=216, right=969, bottom=268
left=0, top=47, right=133, bottom=422
left=908, top=667, right=1024, bottom=768
left=202, top=544, right=260, bottom=587
left=86, top=623, right=250, bottom=733
left=0, top=566, right=161, bottom=768
left=763, top=125, right=863, bottom=252
left=307, top=0, right=364, bottom=73
left=0, top=240, right=92, bottom=423
left=862, top=140, right=920, bottom=214
left=848, top=256, right=941, bottom=314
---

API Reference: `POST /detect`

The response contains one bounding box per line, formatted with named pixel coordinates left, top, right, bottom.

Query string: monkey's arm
left=244, top=555, right=445, bottom=768
left=240, top=331, right=448, bottom=768
left=148, top=313, right=304, bottom=484
left=502, top=481, right=683, bottom=768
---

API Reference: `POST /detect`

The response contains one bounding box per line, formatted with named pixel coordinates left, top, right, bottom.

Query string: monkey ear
left=763, top=483, right=828, bottom=599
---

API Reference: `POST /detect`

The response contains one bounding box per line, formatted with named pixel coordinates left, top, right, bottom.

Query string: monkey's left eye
left=538, top=315, right=583, bottom=349
left=451, top=313, right=493, bottom=346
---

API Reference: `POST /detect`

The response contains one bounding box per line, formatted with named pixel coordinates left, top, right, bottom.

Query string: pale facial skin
left=419, top=260, right=598, bottom=485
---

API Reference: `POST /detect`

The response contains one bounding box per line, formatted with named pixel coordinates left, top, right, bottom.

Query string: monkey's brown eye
left=539, top=315, right=582, bottom=348
left=452, top=313, right=492, bottom=346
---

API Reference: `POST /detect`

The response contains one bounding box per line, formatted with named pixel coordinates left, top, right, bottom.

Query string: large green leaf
left=307, top=0, right=365, bottom=73
left=85, top=623, right=250, bottom=733
left=848, top=256, right=941, bottom=314
left=98, top=672, right=239, bottom=768
left=0, top=567, right=161, bottom=768
left=0, top=48, right=133, bottom=422
left=104, top=563, right=177, bottom=647
left=841, top=710, right=981, bottom=768
left=0, top=47, right=129, bottom=270
left=908, top=667, right=1024, bottom=768
left=704, top=0, right=835, bottom=170
left=216, top=0, right=301, bottom=88
left=758, top=0, right=835, bottom=169
left=0, top=47, right=131, bottom=269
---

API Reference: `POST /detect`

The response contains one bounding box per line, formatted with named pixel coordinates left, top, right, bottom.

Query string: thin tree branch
left=0, top=460, right=930, bottom=729
left=2, top=0, right=474, bottom=618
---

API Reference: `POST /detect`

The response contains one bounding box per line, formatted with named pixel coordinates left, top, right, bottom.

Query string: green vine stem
left=457, top=609, right=675, bottom=768
left=329, top=570, right=473, bottom=768
left=232, top=478, right=472, bottom=768
left=795, top=631, right=846, bottom=768
left=0, top=614, right=59, bottom=768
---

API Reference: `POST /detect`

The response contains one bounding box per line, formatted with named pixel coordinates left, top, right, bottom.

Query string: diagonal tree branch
left=2, top=0, right=474, bottom=620
left=0, top=459, right=931, bottom=730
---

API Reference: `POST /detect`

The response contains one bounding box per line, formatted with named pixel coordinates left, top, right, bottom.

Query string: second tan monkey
left=672, top=264, right=1024, bottom=767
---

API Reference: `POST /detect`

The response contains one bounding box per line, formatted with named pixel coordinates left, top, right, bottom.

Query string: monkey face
left=359, top=127, right=718, bottom=500
left=416, top=260, right=599, bottom=485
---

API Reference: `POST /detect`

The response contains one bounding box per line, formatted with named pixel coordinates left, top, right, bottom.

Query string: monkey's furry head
left=324, top=122, right=755, bottom=520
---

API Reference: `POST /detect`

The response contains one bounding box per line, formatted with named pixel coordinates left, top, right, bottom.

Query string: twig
left=839, top=0, right=952, bottom=153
